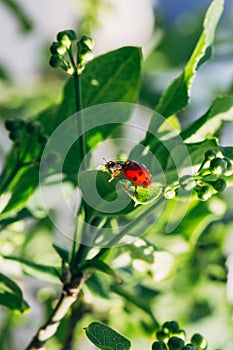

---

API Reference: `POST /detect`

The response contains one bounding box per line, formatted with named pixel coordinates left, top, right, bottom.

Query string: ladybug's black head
left=105, top=160, right=115, bottom=169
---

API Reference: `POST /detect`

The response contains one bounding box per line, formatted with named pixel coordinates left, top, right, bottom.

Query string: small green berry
left=179, top=175, right=196, bottom=191
left=57, top=29, right=77, bottom=48
left=152, top=341, right=167, bottom=350
left=80, top=45, right=94, bottom=61
left=49, top=54, right=64, bottom=68
left=50, top=41, right=67, bottom=55
left=80, top=34, right=94, bottom=49
left=209, top=157, right=227, bottom=176
left=5, top=117, right=25, bottom=131
left=196, top=185, right=212, bottom=201
left=222, top=157, right=233, bottom=176
left=212, top=178, right=227, bottom=192
left=156, top=329, right=169, bottom=342
left=204, top=150, right=216, bottom=161
left=9, top=130, right=23, bottom=141
left=181, top=344, right=197, bottom=350
left=162, top=321, right=180, bottom=335
left=163, top=186, right=176, bottom=199
left=168, top=336, right=185, bottom=350
left=191, top=333, right=207, bottom=350
left=38, top=134, right=48, bottom=145
left=26, top=121, right=43, bottom=135
left=173, top=330, right=186, bottom=341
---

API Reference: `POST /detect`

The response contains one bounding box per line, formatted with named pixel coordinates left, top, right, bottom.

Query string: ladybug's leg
left=108, top=170, right=120, bottom=182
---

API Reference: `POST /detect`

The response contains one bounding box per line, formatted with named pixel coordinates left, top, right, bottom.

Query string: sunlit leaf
left=142, top=0, right=224, bottom=148
left=80, top=259, right=122, bottom=283
left=0, top=272, right=29, bottom=313
left=156, top=0, right=224, bottom=117
left=2, top=256, right=60, bottom=283
left=181, top=96, right=233, bottom=142
left=0, top=166, right=39, bottom=218
left=52, top=244, right=70, bottom=263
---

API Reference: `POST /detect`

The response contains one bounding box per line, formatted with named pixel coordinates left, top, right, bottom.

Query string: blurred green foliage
left=0, top=1, right=233, bottom=350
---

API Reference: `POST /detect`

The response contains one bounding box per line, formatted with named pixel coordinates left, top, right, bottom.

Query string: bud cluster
left=177, top=150, right=232, bottom=201
left=49, top=30, right=94, bottom=74
left=152, top=321, right=208, bottom=350
left=4, top=117, right=47, bottom=163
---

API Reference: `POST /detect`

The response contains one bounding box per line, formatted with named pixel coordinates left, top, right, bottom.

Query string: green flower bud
left=50, top=41, right=67, bottom=55
left=212, top=178, right=227, bottom=192
left=26, top=121, right=43, bottom=135
left=222, top=157, right=233, bottom=176
left=191, top=334, right=207, bottom=350
left=168, top=336, right=185, bottom=350
left=57, top=29, right=77, bottom=48
left=80, top=34, right=94, bottom=49
left=179, top=175, right=196, bottom=191
left=77, top=42, right=94, bottom=67
left=181, top=344, right=197, bottom=350
left=209, top=157, right=227, bottom=176
left=196, top=185, right=212, bottom=201
left=162, top=321, right=180, bottom=335
left=49, top=54, right=64, bottom=68
left=9, top=129, right=24, bottom=142
left=38, top=133, right=48, bottom=145
left=163, top=186, right=176, bottom=199
left=49, top=54, right=72, bottom=73
left=204, top=150, right=216, bottom=161
left=5, top=117, right=25, bottom=131
left=173, top=330, right=186, bottom=341
left=152, top=341, right=167, bottom=350
left=156, top=330, right=169, bottom=342
left=81, top=45, right=94, bottom=61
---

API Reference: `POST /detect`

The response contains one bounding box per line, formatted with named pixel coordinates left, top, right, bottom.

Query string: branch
left=61, top=294, right=92, bottom=350
left=24, top=272, right=92, bottom=350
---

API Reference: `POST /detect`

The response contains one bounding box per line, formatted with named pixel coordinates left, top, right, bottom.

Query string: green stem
left=0, top=162, right=21, bottom=195
left=67, top=47, right=77, bottom=72
left=73, top=72, right=87, bottom=170
left=70, top=69, right=91, bottom=270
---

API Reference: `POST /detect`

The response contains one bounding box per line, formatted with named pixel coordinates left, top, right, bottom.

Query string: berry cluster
left=164, top=150, right=232, bottom=201
left=49, top=30, right=94, bottom=74
left=5, top=117, right=47, bottom=163
left=152, top=321, right=208, bottom=350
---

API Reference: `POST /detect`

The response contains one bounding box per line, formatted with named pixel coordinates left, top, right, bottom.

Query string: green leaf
left=125, top=184, right=162, bottom=207
left=170, top=201, right=218, bottom=243
left=156, top=0, right=224, bottom=118
left=141, top=0, right=224, bottom=150
left=78, top=170, right=135, bottom=216
left=40, top=46, right=142, bottom=134
left=80, top=259, right=123, bottom=284
left=52, top=243, right=70, bottom=263
left=84, top=322, right=131, bottom=350
left=39, top=47, right=142, bottom=176
left=0, top=272, right=29, bottom=313
left=181, top=96, right=233, bottom=142
left=85, top=274, right=110, bottom=299
left=0, top=166, right=39, bottom=218
left=220, top=146, right=233, bottom=160
left=2, top=256, right=60, bottom=283
left=82, top=46, right=142, bottom=107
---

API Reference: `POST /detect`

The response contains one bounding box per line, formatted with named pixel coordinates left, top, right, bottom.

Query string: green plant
left=0, top=0, right=232, bottom=349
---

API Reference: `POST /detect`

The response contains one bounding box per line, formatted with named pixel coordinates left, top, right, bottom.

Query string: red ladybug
left=105, top=160, right=152, bottom=196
